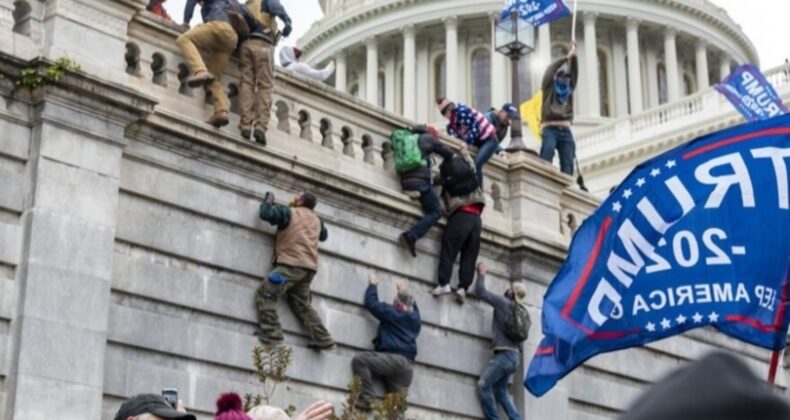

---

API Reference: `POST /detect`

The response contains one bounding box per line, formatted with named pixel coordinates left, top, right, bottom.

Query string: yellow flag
left=520, top=91, right=543, bottom=141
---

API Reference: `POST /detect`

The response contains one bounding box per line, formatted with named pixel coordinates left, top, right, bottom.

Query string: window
left=518, top=54, right=532, bottom=105
left=657, top=63, right=668, bottom=104
left=598, top=49, right=610, bottom=117
left=378, top=72, right=386, bottom=108
left=434, top=54, right=446, bottom=99
left=470, top=49, right=491, bottom=110
left=683, top=73, right=695, bottom=95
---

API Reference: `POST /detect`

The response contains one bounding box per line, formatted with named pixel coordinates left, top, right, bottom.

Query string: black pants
left=438, top=211, right=482, bottom=291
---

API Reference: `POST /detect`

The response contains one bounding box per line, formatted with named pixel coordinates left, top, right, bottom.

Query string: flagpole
left=570, top=0, right=578, bottom=43
left=768, top=350, right=782, bottom=385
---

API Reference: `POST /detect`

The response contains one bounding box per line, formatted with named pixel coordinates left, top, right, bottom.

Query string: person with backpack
left=178, top=0, right=244, bottom=128
left=237, top=0, right=292, bottom=145
left=391, top=125, right=454, bottom=257
left=432, top=146, right=484, bottom=303
left=437, top=97, right=499, bottom=187
left=474, top=262, right=528, bottom=420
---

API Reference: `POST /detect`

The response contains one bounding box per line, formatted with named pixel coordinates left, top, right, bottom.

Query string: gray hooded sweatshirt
left=279, top=47, right=335, bottom=81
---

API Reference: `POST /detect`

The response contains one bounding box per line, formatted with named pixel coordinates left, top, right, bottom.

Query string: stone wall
left=0, top=1, right=785, bottom=419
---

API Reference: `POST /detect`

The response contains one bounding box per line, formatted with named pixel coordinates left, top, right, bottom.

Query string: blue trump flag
left=525, top=114, right=790, bottom=397
left=501, top=0, right=571, bottom=26
left=716, top=64, right=788, bottom=122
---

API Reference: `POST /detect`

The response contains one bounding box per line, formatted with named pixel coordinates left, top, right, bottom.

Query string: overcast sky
left=164, top=0, right=789, bottom=68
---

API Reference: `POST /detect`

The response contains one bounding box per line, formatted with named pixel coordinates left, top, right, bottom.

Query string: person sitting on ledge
left=256, top=191, right=335, bottom=351
left=177, top=0, right=239, bottom=128
left=352, top=273, right=421, bottom=412
left=279, top=47, right=336, bottom=82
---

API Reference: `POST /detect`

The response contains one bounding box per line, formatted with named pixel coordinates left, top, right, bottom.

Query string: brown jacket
left=273, top=207, right=322, bottom=271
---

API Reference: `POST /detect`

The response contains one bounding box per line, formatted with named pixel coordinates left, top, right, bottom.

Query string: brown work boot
left=186, top=71, right=215, bottom=88
left=207, top=111, right=229, bottom=128
left=240, top=126, right=252, bottom=140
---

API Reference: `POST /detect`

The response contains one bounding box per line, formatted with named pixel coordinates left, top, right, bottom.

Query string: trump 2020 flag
left=715, top=64, right=788, bottom=122
left=525, top=114, right=790, bottom=397
left=501, top=0, right=571, bottom=26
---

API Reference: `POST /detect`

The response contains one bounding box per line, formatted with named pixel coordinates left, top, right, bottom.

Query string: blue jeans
left=402, top=179, right=442, bottom=240
left=540, top=126, right=575, bottom=176
left=474, top=139, right=499, bottom=187
left=478, top=350, right=521, bottom=420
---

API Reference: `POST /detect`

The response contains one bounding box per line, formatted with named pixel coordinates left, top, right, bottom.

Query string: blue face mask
left=555, top=78, right=571, bottom=104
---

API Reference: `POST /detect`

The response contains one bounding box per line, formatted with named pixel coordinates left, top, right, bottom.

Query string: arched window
left=598, top=49, right=610, bottom=117
left=378, top=71, right=386, bottom=108
left=657, top=63, right=668, bottom=105
left=470, top=48, right=491, bottom=110
left=13, top=0, right=32, bottom=36
left=434, top=54, right=446, bottom=99
left=682, top=73, right=695, bottom=96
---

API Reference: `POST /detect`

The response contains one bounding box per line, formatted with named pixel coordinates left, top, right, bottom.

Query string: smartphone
left=162, top=388, right=178, bottom=408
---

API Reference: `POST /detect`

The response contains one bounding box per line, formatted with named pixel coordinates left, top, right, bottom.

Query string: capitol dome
left=298, top=0, right=758, bottom=127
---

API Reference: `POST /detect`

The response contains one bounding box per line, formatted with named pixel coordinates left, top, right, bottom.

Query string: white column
left=402, top=25, right=416, bottom=120
left=575, top=37, right=588, bottom=116
left=533, top=22, right=552, bottom=97
left=384, top=52, right=396, bottom=112
left=626, top=18, right=643, bottom=113
left=490, top=14, right=508, bottom=107
left=611, top=38, right=629, bottom=117
left=695, top=40, right=709, bottom=90
left=646, top=47, right=659, bottom=107
left=335, top=51, right=347, bottom=93
left=583, top=12, right=600, bottom=117
left=458, top=30, right=468, bottom=102
left=365, top=37, right=378, bottom=105
left=416, top=41, right=430, bottom=122
left=444, top=16, right=459, bottom=100
left=664, top=27, right=680, bottom=102
left=719, top=53, right=731, bottom=83
left=358, top=69, right=367, bottom=100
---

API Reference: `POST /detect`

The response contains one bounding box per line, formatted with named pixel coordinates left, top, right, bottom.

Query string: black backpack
left=439, top=155, right=478, bottom=197
left=503, top=302, right=531, bottom=343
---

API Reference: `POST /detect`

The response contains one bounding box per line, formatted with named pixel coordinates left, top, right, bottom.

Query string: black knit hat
left=114, top=394, right=196, bottom=420
left=621, top=351, right=790, bottom=420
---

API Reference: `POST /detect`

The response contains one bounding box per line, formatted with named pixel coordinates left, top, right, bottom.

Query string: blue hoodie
left=364, top=285, right=421, bottom=360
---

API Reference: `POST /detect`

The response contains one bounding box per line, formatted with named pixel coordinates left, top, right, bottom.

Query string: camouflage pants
left=255, top=264, right=334, bottom=346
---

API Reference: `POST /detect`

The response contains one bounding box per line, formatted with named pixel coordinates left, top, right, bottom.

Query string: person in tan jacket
left=256, top=192, right=335, bottom=350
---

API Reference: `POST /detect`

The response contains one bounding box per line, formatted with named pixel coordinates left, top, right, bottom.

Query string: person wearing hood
left=238, top=0, right=292, bottom=145
left=177, top=0, right=240, bottom=128
left=397, top=124, right=454, bottom=258
left=279, top=47, right=336, bottom=81
left=539, top=43, right=579, bottom=176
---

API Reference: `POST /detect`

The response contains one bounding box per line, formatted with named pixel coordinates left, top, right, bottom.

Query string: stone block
left=16, top=264, right=110, bottom=332
left=569, top=368, right=643, bottom=412
left=6, top=374, right=103, bottom=420
left=38, top=123, right=123, bottom=177
left=0, top=278, right=15, bottom=321
left=25, top=210, right=116, bottom=280
left=0, top=121, right=31, bottom=161
left=0, top=222, right=20, bottom=267
left=14, top=316, right=106, bottom=387
left=33, top=157, right=120, bottom=227
left=0, top=165, right=25, bottom=213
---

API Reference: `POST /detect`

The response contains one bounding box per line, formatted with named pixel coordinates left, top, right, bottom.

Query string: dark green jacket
left=259, top=203, right=328, bottom=241
left=541, top=56, right=579, bottom=123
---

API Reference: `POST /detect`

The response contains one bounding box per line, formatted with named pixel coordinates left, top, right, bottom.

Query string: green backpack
left=390, top=130, right=427, bottom=173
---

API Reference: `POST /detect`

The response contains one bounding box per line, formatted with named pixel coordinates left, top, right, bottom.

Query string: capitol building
left=299, top=0, right=789, bottom=195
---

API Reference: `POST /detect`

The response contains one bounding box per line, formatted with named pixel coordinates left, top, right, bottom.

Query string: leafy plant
left=15, top=57, right=81, bottom=91
left=371, top=392, right=408, bottom=420
left=330, top=376, right=367, bottom=420
left=243, top=344, right=294, bottom=411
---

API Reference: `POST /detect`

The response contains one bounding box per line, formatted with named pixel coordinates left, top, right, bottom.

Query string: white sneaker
left=454, top=289, right=466, bottom=304
left=431, top=284, right=452, bottom=296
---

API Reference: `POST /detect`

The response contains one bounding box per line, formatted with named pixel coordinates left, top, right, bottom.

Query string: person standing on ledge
left=238, top=0, right=292, bottom=145
left=437, top=98, right=499, bottom=187
left=352, top=273, right=421, bottom=412
left=177, top=0, right=239, bottom=128
left=256, top=191, right=335, bottom=351
left=539, top=43, right=579, bottom=176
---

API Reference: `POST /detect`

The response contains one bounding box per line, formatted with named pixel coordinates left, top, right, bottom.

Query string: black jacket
left=365, top=285, right=421, bottom=360
left=399, top=125, right=454, bottom=187
left=183, top=0, right=232, bottom=24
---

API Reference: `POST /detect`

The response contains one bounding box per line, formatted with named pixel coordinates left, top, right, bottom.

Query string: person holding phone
left=114, top=393, right=194, bottom=420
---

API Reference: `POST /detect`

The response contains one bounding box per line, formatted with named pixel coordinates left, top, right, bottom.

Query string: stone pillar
left=583, top=12, right=600, bottom=117
left=384, top=51, right=396, bottom=112
left=695, top=41, right=709, bottom=90
left=402, top=25, right=416, bottom=120
left=533, top=22, right=552, bottom=99
left=664, top=27, right=680, bottom=102
left=4, top=65, right=154, bottom=420
left=645, top=47, right=660, bottom=107
left=335, top=51, right=347, bottom=93
left=416, top=41, right=430, bottom=122
left=719, top=53, right=731, bottom=83
left=365, top=37, right=378, bottom=106
left=611, top=38, right=629, bottom=117
left=626, top=18, right=643, bottom=114
left=444, top=16, right=459, bottom=100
